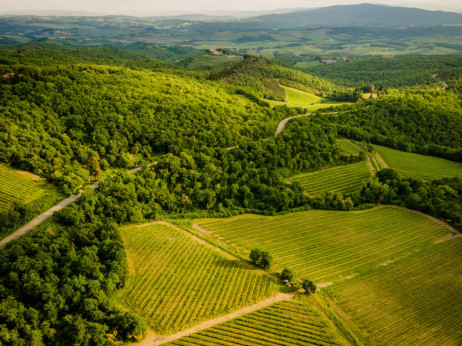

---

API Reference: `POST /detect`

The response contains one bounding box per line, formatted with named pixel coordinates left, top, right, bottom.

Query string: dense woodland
left=0, top=44, right=461, bottom=344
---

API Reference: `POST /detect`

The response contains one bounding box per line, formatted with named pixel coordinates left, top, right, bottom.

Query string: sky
left=1, top=0, right=461, bottom=15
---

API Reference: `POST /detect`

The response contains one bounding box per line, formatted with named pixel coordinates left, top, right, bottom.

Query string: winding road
left=1, top=113, right=311, bottom=248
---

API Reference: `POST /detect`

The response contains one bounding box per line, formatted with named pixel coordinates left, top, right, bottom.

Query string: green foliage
left=302, top=279, right=316, bottom=294
left=317, top=89, right=462, bottom=162
left=208, top=56, right=336, bottom=98
left=249, top=248, right=272, bottom=269
left=281, top=268, right=296, bottom=282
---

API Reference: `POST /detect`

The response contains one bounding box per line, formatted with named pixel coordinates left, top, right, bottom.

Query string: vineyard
left=374, top=144, right=462, bottom=180
left=288, top=161, right=371, bottom=195
left=336, top=139, right=363, bottom=155
left=118, top=223, right=278, bottom=334
left=172, top=295, right=354, bottom=345
left=195, top=206, right=451, bottom=283
left=0, top=164, right=47, bottom=211
left=325, top=238, right=462, bottom=345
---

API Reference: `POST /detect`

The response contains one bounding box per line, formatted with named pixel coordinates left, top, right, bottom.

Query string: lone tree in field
left=302, top=279, right=316, bottom=295
left=281, top=268, right=295, bottom=283
left=249, top=248, right=273, bottom=270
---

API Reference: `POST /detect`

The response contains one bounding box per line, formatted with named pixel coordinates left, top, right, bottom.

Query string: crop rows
left=172, top=296, right=351, bottom=345
left=196, top=207, right=450, bottom=282
left=325, top=238, right=462, bottom=345
left=289, top=161, right=371, bottom=195
left=336, top=139, right=362, bottom=155
left=0, top=165, right=45, bottom=211
left=374, top=144, right=462, bottom=180
left=119, top=223, right=278, bottom=334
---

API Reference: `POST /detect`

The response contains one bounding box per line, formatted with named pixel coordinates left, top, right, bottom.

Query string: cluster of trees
left=90, top=118, right=362, bottom=218
left=0, top=195, right=147, bottom=344
left=352, top=169, right=462, bottom=230
left=315, top=89, right=462, bottom=162
left=208, top=55, right=337, bottom=98
left=250, top=249, right=273, bottom=269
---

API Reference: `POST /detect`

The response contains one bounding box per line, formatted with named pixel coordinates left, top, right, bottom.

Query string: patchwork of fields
left=118, top=223, right=278, bottom=334
left=172, top=295, right=354, bottom=345
left=374, top=144, right=462, bottom=180
left=0, top=164, right=47, bottom=211
left=325, top=238, right=462, bottom=345
left=289, top=161, right=371, bottom=195
left=195, top=206, right=451, bottom=282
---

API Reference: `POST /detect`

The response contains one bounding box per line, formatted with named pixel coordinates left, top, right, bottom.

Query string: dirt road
left=138, top=291, right=299, bottom=346
left=274, top=113, right=311, bottom=136
left=0, top=193, right=82, bottom=248
left=0, top=164, right=155, bottom=248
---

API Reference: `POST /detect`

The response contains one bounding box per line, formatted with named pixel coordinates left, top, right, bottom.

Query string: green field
left=282, top=85, right=322, bottom=106
left=195, top=206, right=451, bottom=283
left=336, top=139, right=363, bottom=155
left=172, top=295, right=354, bottom=345
left=289, top=161, right=372, bottom=195
left=0, top=164, right=49, bottom=211
left=118, top=223, right=278, bottom=334
left=325, top=238, right=462, bottom=345
left=374, top=145, right=462, bottom=180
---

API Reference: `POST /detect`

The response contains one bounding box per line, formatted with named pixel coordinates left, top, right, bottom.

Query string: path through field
left=137, top=291, right=299, bottom=346
left=0, top=163, right=155, bottom=248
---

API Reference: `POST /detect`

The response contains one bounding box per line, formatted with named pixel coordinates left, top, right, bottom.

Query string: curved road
left=1, top=113, right=311, bottom=248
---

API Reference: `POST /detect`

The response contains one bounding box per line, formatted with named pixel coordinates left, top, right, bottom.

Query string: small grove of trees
left=249, top=248, right=273, bottom=270
left=302, top=279, right=316, bottom=295
left=280, top=268, right=295, bottom=284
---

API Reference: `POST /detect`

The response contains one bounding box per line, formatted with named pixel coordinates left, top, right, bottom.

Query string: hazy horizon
left=1, top=0, right=462, bottom=16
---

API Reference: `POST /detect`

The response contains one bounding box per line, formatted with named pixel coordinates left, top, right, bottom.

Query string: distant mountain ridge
left=251, top=3, right=462, bottom=28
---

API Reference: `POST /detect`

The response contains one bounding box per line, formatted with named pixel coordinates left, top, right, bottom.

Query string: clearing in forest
left=172, top=295, right=356, bottom=346
left=289, top=161, right=372, bottom=195
left=195, top=206, right=451, bottom=283
left=324, top=238, right=462, bottom=345
left=374, top=144, right=462, bottom=180
left=0, top=164, right=49, bottom=211
left=118, top=223, right=278, bottom=335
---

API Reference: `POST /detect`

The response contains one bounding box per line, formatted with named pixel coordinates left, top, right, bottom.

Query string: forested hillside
left=315, top=88, right=462, bottom=162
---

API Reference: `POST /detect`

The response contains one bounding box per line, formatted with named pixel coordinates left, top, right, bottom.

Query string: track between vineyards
left=138, top=291, right=300, bottom=346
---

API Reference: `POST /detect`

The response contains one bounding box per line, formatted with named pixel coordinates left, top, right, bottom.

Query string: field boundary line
left=137, top=291, right=300, bottom=346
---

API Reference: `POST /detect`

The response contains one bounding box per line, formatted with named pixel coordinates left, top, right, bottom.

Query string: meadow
left=288, top=161, right=372, bottom=195
left=118, top=223, right=278, bottom=334
left=172, top=295, right=355, bottom=345
left=324, top=238, right=462, bottom=345
left=195, top=206, right=451, bottom=283
left=374, top=144, right=462, bottom=180
left=0, top=164, right=49, bottom=211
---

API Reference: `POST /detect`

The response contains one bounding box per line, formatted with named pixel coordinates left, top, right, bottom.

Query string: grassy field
left=172, top=295, right=355, bottom=345
left=0, top=164, right=56, bottom=212
left=336, top=139, right=363, bottom=156
left=289, top=161, right=372, bottom=195
left=195, top=206, right=451, bottom=283
left=118, top=223, right=278, bottom=334
left=282, top=85, right=322, bottom=106
left=374, top=145, right=462, bottom=180
left=325, top=238, right=462, bottom=345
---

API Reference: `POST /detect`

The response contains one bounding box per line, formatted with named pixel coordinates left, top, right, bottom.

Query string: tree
left=281, top=268, right=295, bottom=283
left=249, top=249, right=272, bottom=270
left=89, top=155, right=102, bottom=177
left=302, top=279, right=316, bottom=295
